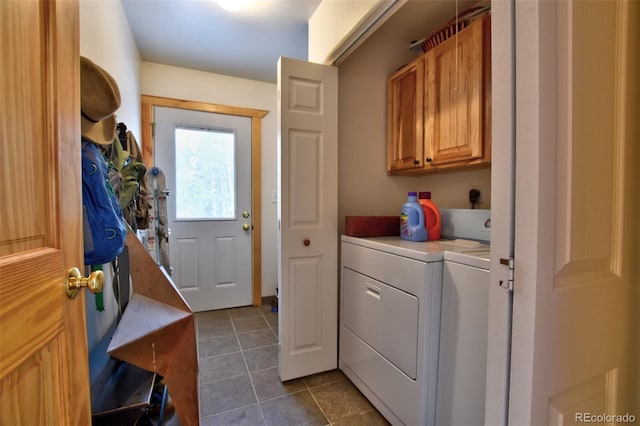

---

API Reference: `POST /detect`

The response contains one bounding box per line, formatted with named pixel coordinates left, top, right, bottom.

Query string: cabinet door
left=426, top=16, right=485, bottom=166
left=386, top=57, right=424, bottom=173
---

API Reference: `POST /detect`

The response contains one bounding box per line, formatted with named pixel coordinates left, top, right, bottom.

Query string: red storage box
left=345, top=216, right=400, bottom=237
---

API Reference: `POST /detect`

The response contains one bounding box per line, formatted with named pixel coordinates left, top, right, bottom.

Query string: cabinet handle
left=414, top=159, right=420, bottom=165
left=425, top=156, right=433, bottom=163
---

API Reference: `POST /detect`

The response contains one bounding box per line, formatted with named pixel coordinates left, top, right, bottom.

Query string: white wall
left=309, top=0, right=406, bottom=65
left=80, top=0, right=141, bottom=139
left=79, top=0, right=142, bottom=352
left=141, top=62, right=279, bottom=299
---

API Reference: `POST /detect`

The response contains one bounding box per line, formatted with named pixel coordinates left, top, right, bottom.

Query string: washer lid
left=444, top=247, right=491, bottom=269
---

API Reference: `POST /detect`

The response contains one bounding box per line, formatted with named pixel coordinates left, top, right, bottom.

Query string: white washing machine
left=339, top=209, right=492, bottom=426
left=436, top=248, right=491, bottom=425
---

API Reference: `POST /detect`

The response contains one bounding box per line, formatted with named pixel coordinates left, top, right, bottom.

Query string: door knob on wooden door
left=65, top=267, right=104, bottom=299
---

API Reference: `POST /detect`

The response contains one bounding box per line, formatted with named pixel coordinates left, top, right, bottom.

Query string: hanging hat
left=80, top=56, right=121, bottom=145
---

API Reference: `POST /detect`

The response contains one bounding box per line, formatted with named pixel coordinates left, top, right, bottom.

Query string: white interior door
left=485, top=1, right=515, bottom=424
left=277, top=56, right=338, bottom=381
left=510, top=0, right=639, bottom=423
left=154, top=106, right=253, bottom=312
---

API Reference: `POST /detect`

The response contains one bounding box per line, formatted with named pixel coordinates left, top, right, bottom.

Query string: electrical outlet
left=468, top=185, right=487, bottom=206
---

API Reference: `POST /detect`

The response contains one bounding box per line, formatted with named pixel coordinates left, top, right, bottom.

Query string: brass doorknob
left=65, top=267, right=104, bottom=299
left=242, top=223, right=250, bottom=231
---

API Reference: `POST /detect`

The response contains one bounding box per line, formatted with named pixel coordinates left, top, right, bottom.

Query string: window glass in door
left=175, top=127, right=236, bottom=220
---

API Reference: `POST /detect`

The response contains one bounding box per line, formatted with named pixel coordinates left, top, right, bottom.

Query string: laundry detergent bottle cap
left=418, top=191, right=441, bottom=240
left=400, top=192, right=428, bottom=241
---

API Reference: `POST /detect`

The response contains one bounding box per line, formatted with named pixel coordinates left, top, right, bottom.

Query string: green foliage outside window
left=175, top=127, right=236, bottom=220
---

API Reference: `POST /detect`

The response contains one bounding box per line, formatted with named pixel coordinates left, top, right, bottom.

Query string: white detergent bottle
left=400, top=192, right=428, bottom=241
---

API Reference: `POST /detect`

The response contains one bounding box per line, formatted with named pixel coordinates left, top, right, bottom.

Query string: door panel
left=485, top=1, right=515, bottom=423
left=510, top=0, right=639, bottom=423
left=386, top=58, right=424, bottom=172
left=176, top=238, right=198, bottom=289
left=154, top=107, right=252, bottom=312
left=278, top=57, right=338, bottom=381
left=0, top=0, right=90, bottom=424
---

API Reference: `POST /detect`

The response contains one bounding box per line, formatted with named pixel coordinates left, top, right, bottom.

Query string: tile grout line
left=198, top=309, right=263, bottom=423
left=306, top=384, right=333, bottom=426
left=233, top=308, right=268, bottom=425
left=258, top=306, right=332, bottom=425
left=200, top=307, right=366, bottom=425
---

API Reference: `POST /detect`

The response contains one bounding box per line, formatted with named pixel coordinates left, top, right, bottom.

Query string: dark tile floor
left=193, top=304, right=390, bottom=426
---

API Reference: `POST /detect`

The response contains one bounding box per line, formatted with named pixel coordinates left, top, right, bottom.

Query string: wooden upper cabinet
left=386, top=56, right=424, bottom=172
left=387, top=14, right=491, bottom=175
left=426, top=14, right=487, bottom=166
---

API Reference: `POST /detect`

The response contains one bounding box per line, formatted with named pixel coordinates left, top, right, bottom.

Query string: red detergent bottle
left=418, top=191, right=441, bottom=240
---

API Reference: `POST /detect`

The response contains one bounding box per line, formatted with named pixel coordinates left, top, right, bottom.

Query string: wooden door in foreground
left=0, top=1, right=91, bottom=424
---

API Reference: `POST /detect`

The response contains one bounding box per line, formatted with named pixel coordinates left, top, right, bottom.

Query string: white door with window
left=277, top=57, right=339, bottom=381
left=155, top=106, right=253, bottom=312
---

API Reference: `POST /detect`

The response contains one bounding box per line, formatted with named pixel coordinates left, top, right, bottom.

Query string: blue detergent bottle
left=400, top=192, right=428, bottom=241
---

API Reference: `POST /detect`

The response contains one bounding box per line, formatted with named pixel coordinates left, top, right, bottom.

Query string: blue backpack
left=82, top=140, right=127, bottom=265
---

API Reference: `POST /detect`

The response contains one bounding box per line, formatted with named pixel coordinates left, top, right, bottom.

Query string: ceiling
left=121, top=0, right=322, bottom=83
left=121, top=0, right=484, bottom=84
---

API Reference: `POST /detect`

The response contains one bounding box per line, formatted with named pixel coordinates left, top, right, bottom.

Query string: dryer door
left=342, top=268, right=419, bottom=379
